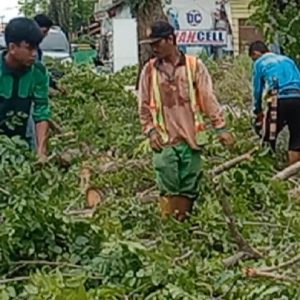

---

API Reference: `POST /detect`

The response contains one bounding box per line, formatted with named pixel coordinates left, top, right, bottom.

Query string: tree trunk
left=135, top=0, right=167, bottom=89
left=48, top=0, right=71, bottom=34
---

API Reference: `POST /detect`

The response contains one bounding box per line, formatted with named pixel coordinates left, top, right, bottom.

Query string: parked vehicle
left=0, top=28, right=72, bottom=64
left=40, top=26, right=72, bottom=64
left=0, top=33, right=6, bottom=50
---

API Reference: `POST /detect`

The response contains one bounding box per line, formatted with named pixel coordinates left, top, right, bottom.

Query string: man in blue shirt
left=249, top=41, right=300, bottom=165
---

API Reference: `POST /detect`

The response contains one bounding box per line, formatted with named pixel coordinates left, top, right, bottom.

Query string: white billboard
left=164, top=0, right=232, bottom=53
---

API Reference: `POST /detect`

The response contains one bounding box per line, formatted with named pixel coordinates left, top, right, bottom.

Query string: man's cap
left=140, top=21, right=175, bottom=44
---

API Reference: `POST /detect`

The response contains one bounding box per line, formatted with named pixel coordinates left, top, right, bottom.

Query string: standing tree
left=18, top=0, right=96, bottom=33
left=250, top=0, right=300, bottom=63
left=125, top=0, right=167, bottom=88
left=18, top=0, right=49, bottom=16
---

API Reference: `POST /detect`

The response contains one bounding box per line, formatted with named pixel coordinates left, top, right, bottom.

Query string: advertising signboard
left=164, top=0, right=232, bottom=53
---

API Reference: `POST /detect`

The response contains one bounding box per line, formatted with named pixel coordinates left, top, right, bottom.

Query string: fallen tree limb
left=173, top=250, right=193, bottom=265
left=98, top=159, right=150, bottom=174
left=64, top=208, right=96, bottom=218
left=13, top=260, right=85, bottom=269
left=244, top=253, right=300, bottom=283
left=54, top=131, right=75, bottom=139
left=244, top=268, right=297, bottom=283
left=273, top=161, right=300, bottom=181
left=216, top=221, right=282, bottom=228
left=0, top=276, right=29, bottom=285
left=210, top=147, right=258, bottom=177
left=241, top=221, right=282, bottom=228
left=222, top=251, right=249, bottom=268
left=221, top=197, right=263, bottom=257
left=220, top=196, right=263, bottom=267
left=259, top=254, right=300, bottom=273
left=137, top=186, right=159, bottom=203
left=5, top=263, right=27, bottom=278
left=210, top=149, right=262, bottom=267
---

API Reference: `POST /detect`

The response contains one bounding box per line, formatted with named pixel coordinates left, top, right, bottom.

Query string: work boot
left=159, top=196, right=193, bottom=221
left=172, top=196, right=194, bottom=221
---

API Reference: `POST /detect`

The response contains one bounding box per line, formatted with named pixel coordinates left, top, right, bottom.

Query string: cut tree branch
left=259, top=254, right=300, bottom=273
left=220, top=196, right=263, bottom=267
left=244, top=253, right=300, bottom=283
left=173, top=250, right=193, bottom=265
left=137, top=186, right=159, bottom=203
left=244, top=268, right=297, bottom=282
left=13, top=260, right=85, bottom=269
left=273, top=161, right=300, bottom=180
left=98, top=159, right=150, bottom=174
left=221, top=196, right=263, bottom=257
left=222, top=251, right=249, bottom=268
left=0, top=276, right=29, bottom=284
left=209, top=148, right=262, bottom=267
left=209, top=147, right=258, bottom=177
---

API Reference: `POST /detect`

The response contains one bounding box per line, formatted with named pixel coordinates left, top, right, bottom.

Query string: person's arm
left=32, top=66, right=51, bottom=157
left=252, top=61, right=264, bottom=115
left=138, top=62, right=163, bottom=150
left=196, top=59, right=234, bottom=146
left=138, top=62, right=155, bottom=136
left=196, top=59, right=226, bottom=130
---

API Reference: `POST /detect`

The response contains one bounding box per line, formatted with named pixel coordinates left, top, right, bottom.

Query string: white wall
left=112, top=18, right=138, bottom=72
left=101, top=5, right=131, bottom=35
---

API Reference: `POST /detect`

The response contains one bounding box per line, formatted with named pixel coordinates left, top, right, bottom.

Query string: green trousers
left=153, top=143, right=202, bottom=200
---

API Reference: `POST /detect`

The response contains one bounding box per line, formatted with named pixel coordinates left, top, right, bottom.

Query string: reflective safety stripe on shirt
left=149, top=55, right=208, bottom=145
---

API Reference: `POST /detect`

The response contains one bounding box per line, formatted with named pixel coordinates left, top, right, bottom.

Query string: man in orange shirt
left=138, top=21, right=234, bottom=221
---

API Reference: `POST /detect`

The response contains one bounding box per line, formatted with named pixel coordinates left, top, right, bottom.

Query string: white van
left=40, top=26, right=72, bottom=63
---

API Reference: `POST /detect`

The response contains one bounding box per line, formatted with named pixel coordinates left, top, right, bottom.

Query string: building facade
left=229, top=0, right=263, bottom=55
left=94, top=0, right=264, bottom=60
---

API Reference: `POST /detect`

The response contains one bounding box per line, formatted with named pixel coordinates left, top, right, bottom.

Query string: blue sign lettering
left=186, top=10, right=202, bottom=27
left=218, top=31, right=224, bottom=42
left=197, top=31, right=205, bottom=41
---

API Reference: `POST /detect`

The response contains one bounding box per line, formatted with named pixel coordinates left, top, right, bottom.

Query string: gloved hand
left=253, top=112, right=264, bottom=137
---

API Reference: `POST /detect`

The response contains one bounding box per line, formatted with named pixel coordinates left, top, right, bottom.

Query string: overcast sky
left=0, top=0, right=21, bottom=22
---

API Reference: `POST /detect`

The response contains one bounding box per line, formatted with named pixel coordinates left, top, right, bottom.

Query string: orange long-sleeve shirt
left=138, top=53, right=226, bottom=149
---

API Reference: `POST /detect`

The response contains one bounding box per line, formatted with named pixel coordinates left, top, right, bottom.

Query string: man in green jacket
left=0, top=17, right=51, bottom=159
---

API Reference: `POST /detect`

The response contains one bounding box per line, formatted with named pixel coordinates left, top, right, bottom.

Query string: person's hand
left=253, top=112, right=264, bottom=137
left=256, top=111, right=264, bottom=123
left=218, top=131, right=235, bottom=147
left=149, top=130, right=164, bottom=151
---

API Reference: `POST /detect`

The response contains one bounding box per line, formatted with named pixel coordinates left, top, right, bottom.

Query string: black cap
left=140, top=21, right=175, bottom=44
